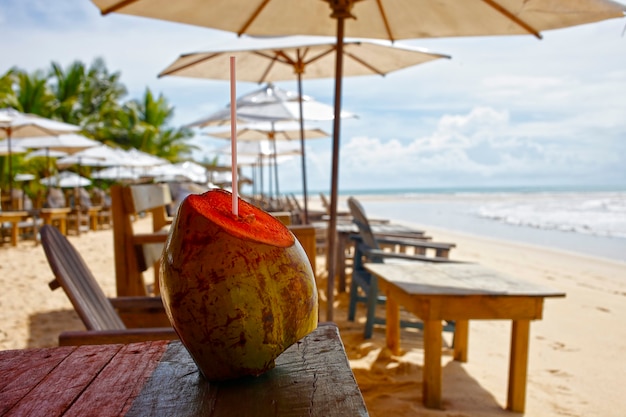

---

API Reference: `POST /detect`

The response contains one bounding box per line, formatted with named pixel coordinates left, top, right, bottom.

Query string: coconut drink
left=160, top=189, right=318, bottom=381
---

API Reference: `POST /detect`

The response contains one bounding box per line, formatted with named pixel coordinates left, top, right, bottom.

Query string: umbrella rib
left=343, top=50, right=386, bottom=76
left=100, top=0, right=139, bottom=15
left=303, top=47, right=337, bottom=67
left=158, top=53, right=222, bottom=77
left=239, top=0, right=272, bottom=35
left=481, top=0, right=542, bottom=39
left=375, top=0, right=395, bottom=42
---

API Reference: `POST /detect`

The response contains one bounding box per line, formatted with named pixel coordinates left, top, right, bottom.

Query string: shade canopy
left=188, top=83, right=355, bottom=128
left=160, top=36, right=450, bottom=82
left=0, top=109, right=80, bottom=139
left=41, top=171, right=92, bottom=188
left=93, top=1, right=625, bottom=41
left=0, top=108, right=80, bottom=201
left=208, top=121, right=329, bottom=142
left=14, top=134, right=99, bottom=152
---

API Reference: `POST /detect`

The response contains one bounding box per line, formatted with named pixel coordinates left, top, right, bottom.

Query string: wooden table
left=0, top=324, right=368, bottom=416
left=364, top=262, right=565, bottom=412
left=38, top=208, right=72, bottom=236
left=0, top=211, right=29, bottom=246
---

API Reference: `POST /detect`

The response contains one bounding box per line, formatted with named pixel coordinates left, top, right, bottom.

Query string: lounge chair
left=347, top=196, right=457, bottom=339
left=40, top=224, right=177, bottom=346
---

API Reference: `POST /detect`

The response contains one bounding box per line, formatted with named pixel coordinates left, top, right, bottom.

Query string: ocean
left=330, top=186, right=626, bottom=263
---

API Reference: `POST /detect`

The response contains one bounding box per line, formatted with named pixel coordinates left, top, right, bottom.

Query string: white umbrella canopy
left=0, top=141, right=26, bottom=156
left=218, top=139, right=301, bottom=199
left=15, top=133, right=100, bottom=176
left=93, top=0, right=626, bottom=323
left=0, top=109, right=81, bottom=139
left=14, top=134, right=99, bottom=152
left=0, top=108, right=81, bottom=202
left=144, top=161, right=209, bottom=183
left=160, top=36, right=450, bottom=82
left=56, top=144, right=127, bottom=167
left=208, top=121, right=329, bottom=142
left=188, top=83, right=355, bottom=127
left=91, top=166, right=141, bottom=181
left=41, top=171, right=91, bottom=188
left=25, top=149, right=68, bottom=159
left=190, top=84, right=349, bottom=217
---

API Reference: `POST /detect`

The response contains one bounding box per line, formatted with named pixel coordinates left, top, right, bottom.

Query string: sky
left=1, top=0, right=626, bottom=193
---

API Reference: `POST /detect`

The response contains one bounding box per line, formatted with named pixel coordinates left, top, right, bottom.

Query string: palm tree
left=13, top=70, right=55, bottom=116
left=117, top=88, right=195, bottom=161
left=0, top=70, right=19, bottom=109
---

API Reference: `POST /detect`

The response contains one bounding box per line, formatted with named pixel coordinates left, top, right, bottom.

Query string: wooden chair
left=347, top=196, right=458, bottom=339
left=91, top=187, right=112, bottom=229
left=40, top=225, right=176, bottom=346
left=111, top=183, right=173, bottom=297
left=66, top=187, right=102, bottom=235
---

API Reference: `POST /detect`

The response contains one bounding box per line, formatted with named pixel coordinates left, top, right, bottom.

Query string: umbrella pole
left=7, top=130, right=13, bottom=210
left=296, top=70, right=309, bottom=224
left=326, top=12, right=347, bottom=322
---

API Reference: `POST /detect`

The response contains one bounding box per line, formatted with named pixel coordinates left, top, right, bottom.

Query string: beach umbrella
left=56, top=144, right=127, bottom=169
left=208, top=120, right=329, bottom=207
left=189, top=83, right=352, bottom=216
left=208, top=121, right=329, bottom=142
left=16, top=133, right=100, bottom=177
left=218, top=140, right=300, bottom=200
left=91, top=166, right=141, bottom=182
left=0, top=141, right=26, bottom=156
left=160, top=36, right=448, bottom=221
left=41, top=171, right=91, bottom=188
left=93, top=0, right=626, bottom=322
left=26, top=149, right=68, bottom=159
left=0, top=108, right=80, bottom=205
left=188, top=83, right=355, bottom=127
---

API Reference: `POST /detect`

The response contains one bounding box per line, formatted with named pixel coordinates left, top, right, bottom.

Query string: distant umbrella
left=0, top=108, right=80, bottom=201
left=41, top=171, right=91, bottom=188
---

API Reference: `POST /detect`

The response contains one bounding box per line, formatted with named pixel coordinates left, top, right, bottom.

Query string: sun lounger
left=40, top=224, right=176, bottom=346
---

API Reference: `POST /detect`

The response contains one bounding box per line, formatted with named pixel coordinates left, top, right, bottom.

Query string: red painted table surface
left=0, top=324, right=368, bottom=416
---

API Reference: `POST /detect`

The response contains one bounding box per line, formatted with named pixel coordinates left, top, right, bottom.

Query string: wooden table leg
left=385, top=291, right=401, bottom=355
left=337, top=233, right=347, bottom=293
left=507, top=319, right=530, bottom=412
left=453, top=320, right=469, bottom=362
left=59, top=218, right=67, bottom=236
left=423, top=319, right=443, bottom=409
left=10, top=223, right=19, bottom=246
left=90, top=212, right=98, bottom=231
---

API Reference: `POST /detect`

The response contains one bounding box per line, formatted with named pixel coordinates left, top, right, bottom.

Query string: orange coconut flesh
left=186, top=189, right=294, bottom=248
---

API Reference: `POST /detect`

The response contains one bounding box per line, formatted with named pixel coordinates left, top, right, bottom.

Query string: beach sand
left=1, top=201, right=625, bottom=416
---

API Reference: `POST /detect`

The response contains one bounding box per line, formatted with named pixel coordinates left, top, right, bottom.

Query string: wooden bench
left=111, top=184, right=173, bottom=297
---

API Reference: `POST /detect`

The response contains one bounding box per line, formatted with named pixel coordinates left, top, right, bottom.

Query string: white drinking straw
left=230, top=56, right=238, bottom=216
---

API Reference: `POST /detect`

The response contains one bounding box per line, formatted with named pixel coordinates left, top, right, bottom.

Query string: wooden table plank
left=126, top=324, right=367, bottom=417
left=64, top=341, right=169, bottom=417
left=0, top=345, right=77, bottom=414
left=3, top=345, right=125, bottom=417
